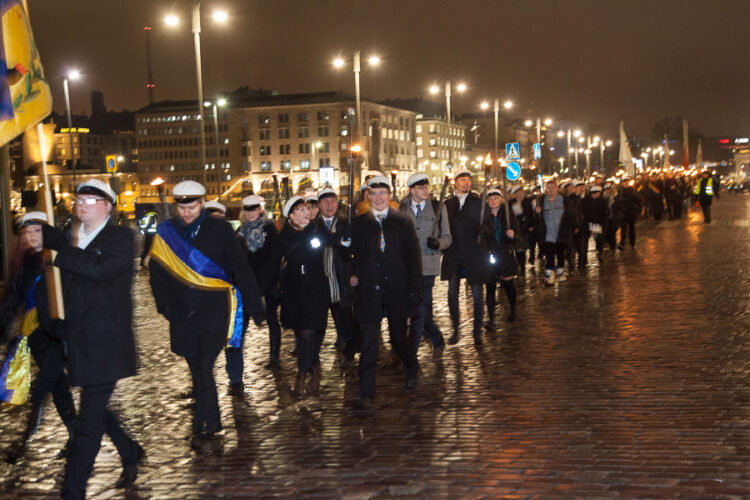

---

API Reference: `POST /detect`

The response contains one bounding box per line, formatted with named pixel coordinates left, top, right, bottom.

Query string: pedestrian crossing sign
left=533, top=142, right=542, bottom=159
left=506, top=142, right=520, bottom=161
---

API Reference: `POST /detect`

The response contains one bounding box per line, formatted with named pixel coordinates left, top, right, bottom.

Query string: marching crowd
left=0, top=167, right=718, bottom=498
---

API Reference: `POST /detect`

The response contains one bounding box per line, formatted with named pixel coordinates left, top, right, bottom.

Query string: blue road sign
left=533, top=142, right=542, bottom=159
left=506, top=161, right=521, bottom=181
left=506, top=142, right=520, bottom=161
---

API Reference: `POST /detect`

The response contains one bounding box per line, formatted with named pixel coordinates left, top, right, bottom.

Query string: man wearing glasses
left=398, top=173, right=451, bottom=359
left=42, top=179, right=143, bottom=498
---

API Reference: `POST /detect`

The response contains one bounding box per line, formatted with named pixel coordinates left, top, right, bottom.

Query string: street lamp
left=165, top=2, right=228, bottom=185
left=63, top=69, right=81, bottom=184
left=430, top=80, right=467, bottom=162
left=205, top=97, right=227, bottom=198
left=333, top=50, right=380, bottom=162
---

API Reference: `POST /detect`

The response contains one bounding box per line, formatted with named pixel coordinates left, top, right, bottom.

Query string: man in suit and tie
left=348, top=175, right=422, bottom=412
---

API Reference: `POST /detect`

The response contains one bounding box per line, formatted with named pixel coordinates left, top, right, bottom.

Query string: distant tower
left=91, top=90, right=106, bottom=116
left=144, top=26, right=155, bottom=104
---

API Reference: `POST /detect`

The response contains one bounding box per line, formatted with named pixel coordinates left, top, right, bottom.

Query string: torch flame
left=150, top=177, right=165, bottom=186
left=351, top=144, right=362, bottom=154
left=484, top=153, right=492, bottom=166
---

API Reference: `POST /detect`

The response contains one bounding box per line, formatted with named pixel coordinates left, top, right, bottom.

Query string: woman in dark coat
left=1, top=212, right=75, bottom=464
left=484, top=190, right=520, bottom=326
left=236, top=195, right=282, bottom=369
left=268, top=196, right=337, bottom=398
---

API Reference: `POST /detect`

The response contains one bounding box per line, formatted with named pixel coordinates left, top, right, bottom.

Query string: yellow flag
left=0, top=0, right=52, bottom=147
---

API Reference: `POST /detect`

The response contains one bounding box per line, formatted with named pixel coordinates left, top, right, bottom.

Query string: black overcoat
left=149, top=215, right=265, bottom=358
left=53, top=224, right=137, bottom=387
left=268, top=222, right=332, bottom=332
left=351, top=209, right=422, bottom=323
left=440, top=193, right=493, bottom=285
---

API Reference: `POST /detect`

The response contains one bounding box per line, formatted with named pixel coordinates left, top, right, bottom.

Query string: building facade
left=135, top=92, right=418, bottom=204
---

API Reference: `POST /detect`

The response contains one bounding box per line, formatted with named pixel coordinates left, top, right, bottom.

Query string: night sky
left=29, top=0, right=749, bottom=141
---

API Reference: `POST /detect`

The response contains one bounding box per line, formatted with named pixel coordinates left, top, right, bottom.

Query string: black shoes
left=448, top=332, right=459, bottom=345
left=347, top=396, right=375, bottom=414
left=473, top=332, right=483, bottom=347
left=432, top=344, right=444, bottom=360
left=115, top=442, right=144, bottom=489
left=405, top=376, right=417, bottom=391
left=228, top=382, right=244, bottom=397
left=507, top=309, right=516, bottom=322
left=264, top=358, right=280, bottom=370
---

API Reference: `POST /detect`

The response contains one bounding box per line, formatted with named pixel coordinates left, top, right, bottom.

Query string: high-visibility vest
left=694, top=178, right=713, bottom=196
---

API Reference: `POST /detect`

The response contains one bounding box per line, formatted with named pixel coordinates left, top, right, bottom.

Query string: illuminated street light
left=429, top=84, right=440, bottom=94
left=544, top=118, right=553, bottom=126
left=333, top=57, right=345, bottom=68
left=557, top=130, right=566, bottom=138
left=165, top=2, right=229, bottom=185
left=503, top=100, right=513, bottom=110
left=524, top=119, right=533, bottom=127
left=480, top=101, right=490, bottom=110
left=456, top=82, right=467, bottom=92
left=368, top=55, right=380, bottom=66
left=63, top=69, right=82, bottom=183
left=573, top=129, right=582, bottom=137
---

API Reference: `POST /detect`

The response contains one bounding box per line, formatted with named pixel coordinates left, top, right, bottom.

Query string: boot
left=292, top=371, right=306, bottom=399
left=308, top=363, right=321, bottom=397
left=556, top=268, right=566, bottom=282
left=57, top=421, right=75, bottom=459
left=5, top=404, right=43, bottom=464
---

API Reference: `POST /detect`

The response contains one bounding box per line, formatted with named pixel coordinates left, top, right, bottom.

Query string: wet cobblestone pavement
left=1, top=196, right=749, bottom=499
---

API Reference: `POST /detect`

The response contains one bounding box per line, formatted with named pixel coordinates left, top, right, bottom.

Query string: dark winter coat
left=150, top=214, right=265, bottom=358
left=54, top=224, right=137, bottom=387
left=351, top=208, right=422, bottom=323
left=582, top=195, right=610, bottom=228
left=314, top=214, right=354, bottom=307
left=487, top=205, right=521, bottom=278
left=268, top=222, right=333, bottom=332
left=440, top=193, right=493, bottom=285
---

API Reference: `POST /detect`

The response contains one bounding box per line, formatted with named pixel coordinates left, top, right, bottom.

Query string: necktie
left=415, top=203, right=422, bottom=216
left=325, top=219, right=332, bottom=230
left=377, top=214, right=385, bottom=252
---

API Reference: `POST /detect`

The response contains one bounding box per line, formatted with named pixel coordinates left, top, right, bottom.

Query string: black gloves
left=42, top=224, right=67, bottom=251
left=426, top=237, right=440, bottom=250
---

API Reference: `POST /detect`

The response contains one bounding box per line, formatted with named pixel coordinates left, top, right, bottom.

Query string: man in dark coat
left=149, top=181, right=264, bottom=450
left=315, top=187, right=358, bottom=366
left=42, top=180, right=142, bottom=499
left=582, top=186, right=609, bottom=260
left=616, top=178, right=640, bottom=249
left=440, top=170, right=492, bottom=346
left=693, top=170, right=716, bottom=223
left=348, top=175, right=422, bottom=411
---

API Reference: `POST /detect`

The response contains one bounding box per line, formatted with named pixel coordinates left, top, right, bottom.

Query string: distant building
left=134, top=90, right=418, bottom=203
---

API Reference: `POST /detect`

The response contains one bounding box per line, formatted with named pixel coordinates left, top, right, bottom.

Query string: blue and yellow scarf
left=149, top=220, right=244, bottom=348
left=0, top=275, right=40, bottom=405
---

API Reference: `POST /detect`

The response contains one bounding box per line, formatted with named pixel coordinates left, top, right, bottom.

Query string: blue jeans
left=410, top=275, right=445, bottom=351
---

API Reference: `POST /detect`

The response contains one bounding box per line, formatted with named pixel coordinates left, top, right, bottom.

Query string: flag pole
left=36, top=123, right=65, bottom=320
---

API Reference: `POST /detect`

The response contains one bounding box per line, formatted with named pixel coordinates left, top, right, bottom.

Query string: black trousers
left=701, top=202, right=711, bottom=223
left=620, top=217, right=636, bottom=247
left=543, top=241, right=566, bottom=270
left=359, top=307, right=418, bottom=399
left=296, top=328, right=324, bottom=373
left=567, top=231, right=586, bottom=269
left=447, top=271, right=484, bottom=335
left=61, top=382, right=139, bottom=500
left=27, top=332, right=75, bottom=423
left=331, top=301, right=358, bottom=359
left=185, top=348, right=221, bottom=435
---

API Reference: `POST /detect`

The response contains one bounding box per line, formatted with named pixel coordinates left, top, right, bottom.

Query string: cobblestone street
left=1, top=196, right=749, bottom=499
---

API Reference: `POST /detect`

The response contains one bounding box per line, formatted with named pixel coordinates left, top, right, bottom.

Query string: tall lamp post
left=333, top=51, right=380, bottom=165
left=165, top=4, right=227, bottom=185
left=205, top=97, right=227, bottom=198
left=525, top=117, right=553, bottom=174
left=480, top=99, right=513, bottom=176
left=430, top=80, right=467, bottom=162
left=63, top=69, right=81, bottom=185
